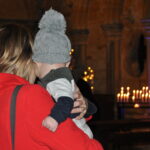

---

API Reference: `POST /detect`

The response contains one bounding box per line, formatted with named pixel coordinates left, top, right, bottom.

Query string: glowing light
left=91, top=86, right=94, bottom=90
left=88, top=67, right=91, bottom=70
left=134, top=103, right=140, bottom=108
left=70, top=49, right=75, bottom=55
left=116, top=86, right=150, bottom=104
left=84, top=71, right=87, bottom=75
left=82, top=66, right=94, bottom=91
left=121, top=87, right=124, bottom=91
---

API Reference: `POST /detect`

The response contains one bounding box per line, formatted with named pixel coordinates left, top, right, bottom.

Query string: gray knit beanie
left=32, top=8, right=71, bottom=64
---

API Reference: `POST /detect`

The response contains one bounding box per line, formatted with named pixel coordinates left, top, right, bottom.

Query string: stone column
left=101, top=23, right=123, bottom=94
left=141, top=19, right=150, bottom=87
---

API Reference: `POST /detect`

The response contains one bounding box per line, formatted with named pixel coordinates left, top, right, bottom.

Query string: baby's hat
left=32, top=8, right=71, bottom=64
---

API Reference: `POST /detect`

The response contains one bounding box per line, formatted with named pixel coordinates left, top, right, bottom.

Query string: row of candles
left=117, top=86, right=150, bottom=103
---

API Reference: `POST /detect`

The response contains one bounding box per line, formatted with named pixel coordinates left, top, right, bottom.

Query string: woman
left=0, top=24, right=103, bottom=150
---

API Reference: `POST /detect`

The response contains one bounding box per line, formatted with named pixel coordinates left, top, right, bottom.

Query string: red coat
left=0, top=73, right=103, bottom=150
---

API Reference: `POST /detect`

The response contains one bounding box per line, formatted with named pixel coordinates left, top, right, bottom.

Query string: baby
left=32, top=9, right=96, bottom=138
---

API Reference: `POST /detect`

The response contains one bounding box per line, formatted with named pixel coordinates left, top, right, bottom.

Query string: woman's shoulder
left=20, top=84, right=52, bottom=99
left=19, top=84, right=54, bottom=107
left=22, top=84, right=48, bottom=93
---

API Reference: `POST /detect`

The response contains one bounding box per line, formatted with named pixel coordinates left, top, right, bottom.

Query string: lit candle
left=121, top=86, right=124, bottom=91
left=124, top=94, right=127, bottom=102
left=121, top=91, right=124, bottom=95
left=132, top=95, right=135, bottom=102
left=117, top=93, right=120, bottom=102
left=142, top=94, right=145, bottom=102
left=139, top=91, right=142, bottom=99
left=121, top=94, right=123, bottom=102
left=142, top=86, right=145, bottom=94
left=133, top=90, right=136, bottom=97
left=136, top=90, right=139, bottom=99
left=145, top=93, right=148, bottom=102
left=126, top=93, right=129, bottom=102
left=146, top=86, right=149, bottom=92
left=127, top=86, right=130, bottom=93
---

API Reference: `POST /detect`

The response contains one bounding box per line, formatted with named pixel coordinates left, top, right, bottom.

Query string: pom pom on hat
left=39, top=8, right=66, bottom=33
left=32, top=8, right=71, bottom=64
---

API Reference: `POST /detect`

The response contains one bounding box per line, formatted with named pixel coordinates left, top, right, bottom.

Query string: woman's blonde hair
left=0, top=24, right=36, bottom=83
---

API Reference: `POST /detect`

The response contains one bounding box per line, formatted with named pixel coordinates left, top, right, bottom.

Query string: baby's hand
left=42, top=116, right=58, bottom=132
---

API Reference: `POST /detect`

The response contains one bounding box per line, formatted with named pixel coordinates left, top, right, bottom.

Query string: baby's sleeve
left=47, top=78, right=74, bottom=101
left=47, top=78, right=75, bottom=123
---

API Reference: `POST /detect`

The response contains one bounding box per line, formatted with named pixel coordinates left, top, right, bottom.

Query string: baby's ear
left=66, top=62, right=70, bottom=67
